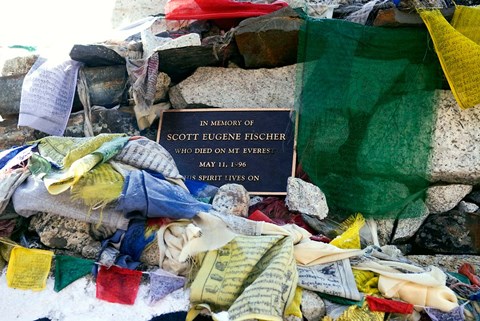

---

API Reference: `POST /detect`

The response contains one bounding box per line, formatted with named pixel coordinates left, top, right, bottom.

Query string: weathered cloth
left=157, top=212, right=237, bottom=276
left=366, top=295, right=413, bottom=314
left=6, top=246, right=54, bottom=291
left=322, top=301, right=384, bottom=321
left=113, top=137, right=184, bottom=183
left=297, top=259, right=361, bottom=301
left=352, top=248, right=458, bottom=312
left=126, top=53, right=159, bottom=130
left=425, top=304, right=466, bottom=321
left=12, top=176, right=129, bottom=230
left=296, top=17, right=442, bottom=219
left=117, top=170, right=211, bottom=220
left=18, top=57, right=82, bottom=136
left=54, top=255, right=94, bottom=292
left=0, top=145, right=35, bottom=172
left=119, top=219, right=156, bottom=262
left=420, top=6, right=480, bottom=109
left=187, top=234, right=298, bottom=321
left=0, top=168, right=31, bottom=216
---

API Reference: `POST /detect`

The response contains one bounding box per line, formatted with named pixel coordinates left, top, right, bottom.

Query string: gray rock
left=413, top=210, right=480, bottom=255
left=458, top=201, right=479, bottom=213
left=69, top=44, right=125, bottom=67
left=212, top=184, right=250, bottom=217
left=301, top=289, right=326, bottom=321
left=235, top=7, right=302, bottom=68
left=140, top=236, right=160, bottom=267
left=0, top=65, right=128, bottom=117
left=0, top=74, right=24, bottom=116
left=392, top=199, right=429, bottom=243
left=285, top=177, right=328, bottom=219
left=0, top=52, right=38, bottom=76
left=375, top=219, right=395, bottom=246
left=426, top=184, right=473, bottom=214
left=430, top=90, right=480, bottom=184
left=407, top=254, right=480, bottom=273
left=169, top=65, right=295, bottom=109
left=465, top=190, right=480, bottom=205
left=29, top=213, right=101, bottom=259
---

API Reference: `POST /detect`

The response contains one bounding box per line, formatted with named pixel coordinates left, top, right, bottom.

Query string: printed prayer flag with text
left=96, top=265, right=143, bottom=305
left=149, top=269, right=186, bottom=304
left=6, top=246, right=54, bottom=291
left=54, top=255, right=94, bottom=292
left=420, top=6, right=480, bottom=109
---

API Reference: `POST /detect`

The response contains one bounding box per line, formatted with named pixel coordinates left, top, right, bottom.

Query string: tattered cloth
left=187, top=234, right=298, bottom=321
left=295, top=17, right=443, bottom=219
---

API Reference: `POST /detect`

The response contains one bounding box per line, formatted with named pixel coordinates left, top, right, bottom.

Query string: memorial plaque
left=157, top=108, right=296, bottom=194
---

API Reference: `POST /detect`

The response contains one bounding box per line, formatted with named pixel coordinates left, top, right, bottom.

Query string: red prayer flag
left=96, top=265, right=143, bottom=305
left=366, top=295, right=414, bottom=314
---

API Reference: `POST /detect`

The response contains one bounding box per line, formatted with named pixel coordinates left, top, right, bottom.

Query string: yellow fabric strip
left=420, top=8, right=480, bottom=109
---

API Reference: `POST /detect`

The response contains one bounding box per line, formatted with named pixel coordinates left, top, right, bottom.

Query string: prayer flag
left=366, top=296, right=413, bottom=314
left=96, top=265, right=143, bottom=305
left=420, top=6, right=480, bottom=109
left=54, top=255, right=94, bottom=292
left=148, top=269, right=186, bottom=304
left=296, top=17, right=443, bottom=219
left=6, top=246, right=53, bottom=291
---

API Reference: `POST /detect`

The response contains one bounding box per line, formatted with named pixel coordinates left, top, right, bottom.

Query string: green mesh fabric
left=54, top=255, right=94, bottom=292
left=295, top=18, right=443, bottom=219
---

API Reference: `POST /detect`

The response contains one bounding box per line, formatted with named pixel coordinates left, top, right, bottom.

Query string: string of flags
left=0, top=238, right=186, bottom=305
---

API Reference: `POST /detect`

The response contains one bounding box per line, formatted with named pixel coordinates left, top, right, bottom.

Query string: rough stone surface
left=70, top=44, right=125, bottom=67
left=140, top=237, right=160, bottom=266
left=407, top=255, right=480, bottom=273
left=426, top=184, right=473, bottom=214
left=83, top=65, right=129, bottom=108
left=235, top=7, right=302, bottom=68
left=392, top=199, right=429, bottom=243
left=158, top=44, right=233, bottom=83
left=0, top=74, right=25, bottom=116
left=430, top=90, right=480, bottom=184
left=373, top=8, right=454, bottom=27
left=29, top=213, right=101, bottom=259
left=0, top=117, right=37, bottom=150
left=154, top=72, right=171, bottom=103
left=375, top=219, right=395, bottom=246
left=212, top=184, right=250, bottom=217
left=413, top=210, right=480, bottom=255
left=301, top=289, right=326, bottom=321
left=458, top=201, right=479, bottom=213
left=169, top=65, right=295, bottom=109
left=285, top=177, right=328, bottom=219
left=0, top=52, right=38, bottom=76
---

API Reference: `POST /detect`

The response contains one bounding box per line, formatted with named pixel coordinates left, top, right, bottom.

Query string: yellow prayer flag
left=420, top=7, right=480, bottom=109
left=330, top=213, right=365, bottom=250
left=6, top=247, right=54, bottom=291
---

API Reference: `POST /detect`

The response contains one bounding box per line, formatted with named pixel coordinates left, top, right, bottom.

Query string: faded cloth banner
left=295, top=18, right=443, bottom=219
left=188, top=234, right=298, bottom=321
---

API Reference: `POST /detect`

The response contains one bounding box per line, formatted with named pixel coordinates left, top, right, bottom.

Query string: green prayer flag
left=295, top=18, right=443, bottom=219
left=54, top=255, right=94, bottom=292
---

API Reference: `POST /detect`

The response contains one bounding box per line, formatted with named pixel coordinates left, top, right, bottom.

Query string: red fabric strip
left=366, top=295, right=414, bottom=314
